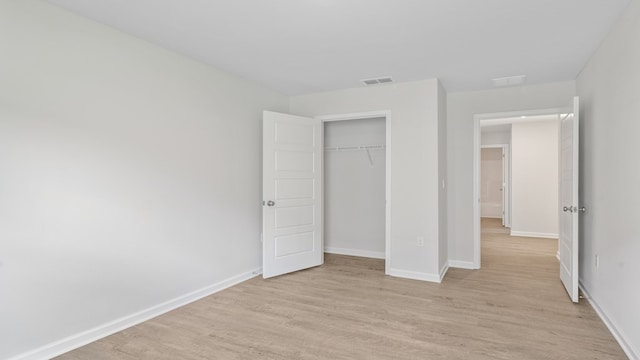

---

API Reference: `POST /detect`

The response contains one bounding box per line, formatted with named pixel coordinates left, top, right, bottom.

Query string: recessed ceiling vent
left=492, top=75, right=526, bottom=87
left=361, top=76, right=393, bottom=86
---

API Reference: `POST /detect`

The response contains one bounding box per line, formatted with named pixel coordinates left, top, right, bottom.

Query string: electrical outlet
left=416, top=236, right=424, bottom=247
left=595, top=254, right=599, bottom=269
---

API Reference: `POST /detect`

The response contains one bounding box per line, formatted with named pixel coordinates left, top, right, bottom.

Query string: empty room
left=1, top=1, right=639, bottom=359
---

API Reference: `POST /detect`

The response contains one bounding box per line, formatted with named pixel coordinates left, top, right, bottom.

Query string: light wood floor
left=57, top=219, right=627, bottom=359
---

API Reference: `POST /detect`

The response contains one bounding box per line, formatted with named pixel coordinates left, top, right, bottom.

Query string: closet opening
left=320, top=112, right=390, bottom=272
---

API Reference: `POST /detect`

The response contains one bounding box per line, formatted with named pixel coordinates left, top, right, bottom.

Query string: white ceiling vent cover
left=492, top=75, right=526, bottom=87
left=361, top=76, right=393, bottom=86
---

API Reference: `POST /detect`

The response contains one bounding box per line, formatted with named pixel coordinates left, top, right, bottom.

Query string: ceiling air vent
left=492, top=75, right=526, bottom=87
left=361, top=76, right=393, bottom=86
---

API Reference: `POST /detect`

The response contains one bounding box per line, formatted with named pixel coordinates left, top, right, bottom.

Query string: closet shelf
left=324, top=144, right=385, bottom=152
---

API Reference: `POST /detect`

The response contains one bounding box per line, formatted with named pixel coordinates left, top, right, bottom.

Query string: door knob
left=579, top=207, right=587, bottom=213
left=266, top=200, right=275, bottom=207
left=563, top=206, right=572, bottom=213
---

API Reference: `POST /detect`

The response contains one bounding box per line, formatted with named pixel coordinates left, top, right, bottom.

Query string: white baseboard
left=510, top=230, right=558, bottom=239
left=9, top=268, right=262, bottom=360
left=448, top=260, right=477, bottom=270
left=325, top=247, right=385, bottom=259
left=439, top=262, right=449, bottom=282
left=386, top=268, right=442, bottom=283
left=579, top=281, right=639, bottom=360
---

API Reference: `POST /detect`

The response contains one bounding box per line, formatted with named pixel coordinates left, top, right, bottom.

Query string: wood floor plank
left=56, top=219, right=627, bottom=359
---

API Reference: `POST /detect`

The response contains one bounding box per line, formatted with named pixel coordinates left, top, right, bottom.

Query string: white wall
left=481, top=128, right=511, bottom=146
left=447, top=81, right=575, bottom=265
left=0, top=1, right=288, bottom=359
left=291, top=79, right=446, bottom=281
left=324, top=118, right=386, bottom=258
left=577, top=0, right=640, bottom=357
left=510, top=120, right=559, bottom=238
left=480, top=148, right=503, bottom=218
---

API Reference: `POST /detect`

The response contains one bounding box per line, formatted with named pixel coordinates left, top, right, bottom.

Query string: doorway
left=473, top=109, right=564, bottom=268
left=318, top=111, right=391, bottom=272
left=323, top=117, right=386, bottom=260
left=480, top=144, right=510, bottom=227
left=474, top=98, right=581, bottom=303
left=262, top=110, right=391, bottom=278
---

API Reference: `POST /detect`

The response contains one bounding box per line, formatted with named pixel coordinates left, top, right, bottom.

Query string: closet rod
left=324, top=144, right=385, bottom=152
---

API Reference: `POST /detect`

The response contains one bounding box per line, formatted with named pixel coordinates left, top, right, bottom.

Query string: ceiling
left=47, top=0, right=630, bottom=96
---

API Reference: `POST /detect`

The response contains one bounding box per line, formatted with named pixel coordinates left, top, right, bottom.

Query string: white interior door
left=262, top=111, right=323, bottom=279
left=559, top=96, right=580, bottom=302
left=501, top=147, right=506, bottom=227
left=502, top=145, right=511, bottom=228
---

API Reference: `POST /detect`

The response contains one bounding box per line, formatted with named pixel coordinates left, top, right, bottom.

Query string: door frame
left=316, top=111, right=392, bottom=273
left=480, top=144, right=510, bottom=227
left=473, top=107, right=565, bottom=269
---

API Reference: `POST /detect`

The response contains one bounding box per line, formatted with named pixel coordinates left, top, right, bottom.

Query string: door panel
left=275, top=232, right=315, bottom=257
left=275, top=179, right=314, bottom=200
left=275, top=206, right=314, bottom=229
left=559, top=96, right=580, bottom=303
left=263, top=111, right=323, bottom=279
left=275, top=150, right=314, bottom=172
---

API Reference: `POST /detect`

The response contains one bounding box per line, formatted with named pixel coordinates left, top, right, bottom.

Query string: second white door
left=559, top=96, right=580, bottom=303
left=262, top=111, right=323, bottom=279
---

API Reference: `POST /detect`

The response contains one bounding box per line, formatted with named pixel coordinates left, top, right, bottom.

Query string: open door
left=262, top=111, right=323, bottom=278
left=503, top=144, right=511, bottom=228
left=559, top=96, right=580, bottom=302
left=501, top=147, right=507, bottom=227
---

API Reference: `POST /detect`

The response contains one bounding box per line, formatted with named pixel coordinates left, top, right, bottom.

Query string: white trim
left=509, top=231, right=558, bottom=239
left=316, top=111, right=392, bottom=275
left=9, top=269, right=262, bottom=360
left=448, top=260, right=478, bottom=270
left=387, top=268, right=442, bottom=283
left=579, top=282, right=639, bottom=360
left=439, top=262, right=449, bottom=282
left=475, top=108, right=568, bottom=122
left=556, top=251, right=560, bottom=261
left=473, top=107, right=566, bottom=269
left=325, top=247, right=385, bottom=259
left=317, top=111, right=390, bottom=122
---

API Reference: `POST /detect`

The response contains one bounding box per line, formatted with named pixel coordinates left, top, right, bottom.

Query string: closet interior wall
left=324, top=117, right=386, bottom=259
